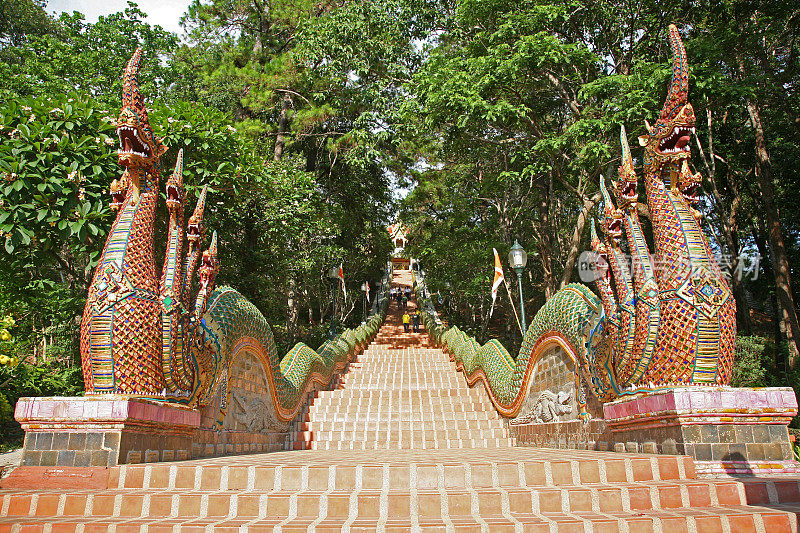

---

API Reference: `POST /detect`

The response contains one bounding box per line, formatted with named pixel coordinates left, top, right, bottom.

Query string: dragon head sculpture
left=195, top=231, right=220, bottom=318
left=110, top=48, right=167, bottom=208
left=614, top=126, right=638, bottom=206
left=187, top=185, right=208, bottom=250
left=590, top=219, right=611, bottom=283
left=677, top=160, right=702, bottom=204
left=199, top=231, right=219, bottom=287
left=599, top=176, right=624, bottom=242
left=638, top=25, right=696, bottom=189
left=165, top=149, right=185, bottom=214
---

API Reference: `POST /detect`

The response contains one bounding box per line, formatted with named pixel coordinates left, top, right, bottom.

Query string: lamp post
left=508, top=240, right=528, bottom=334
left=361, top=281, right=368, bottom=325
left=327, top=266, right=339, bottom=339
left=444, top=281, right=452, bottom=326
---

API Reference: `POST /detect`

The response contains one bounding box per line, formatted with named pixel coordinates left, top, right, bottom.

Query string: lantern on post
left=508, top=240, right=528, bottom=334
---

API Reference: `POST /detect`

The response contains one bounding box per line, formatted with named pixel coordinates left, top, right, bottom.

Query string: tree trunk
left=743, top=96, right=800, bottom=366
left=287, top=273, right=298, bottom=346
left=274, top=93, right=291, bottom=161
left=559, top=192, right=600, bottom=289
left=695, top=104, right=752, bottom=334
left=539, top=177, right=556, bottom=297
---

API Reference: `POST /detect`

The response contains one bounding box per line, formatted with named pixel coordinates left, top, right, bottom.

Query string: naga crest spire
left=638, top=25, right=696, bottom=174
left=614, top=126, right=638, bottom=205
left=112, top=48, right=167, bottom=207
left=599, top=176, right=623, bottom=242
left=166, top=149, right=185, bottom=212
left=660, top=25, right=689, bottom=124
left=187, top=185, right=208, bottom=248
left=122, top=48, right=150, bottom=128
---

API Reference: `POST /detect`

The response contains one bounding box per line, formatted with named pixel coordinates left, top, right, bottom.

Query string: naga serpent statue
left=417, top=25, right=736, bottom=417
left=80, top=49, right=386, bottom=427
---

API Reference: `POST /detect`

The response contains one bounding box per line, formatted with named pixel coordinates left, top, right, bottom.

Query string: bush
left=0, top=359, right=84, bottom=408
left=731, top=336, right=769, bottom=388
left=0, top=391, right=12, bottom=425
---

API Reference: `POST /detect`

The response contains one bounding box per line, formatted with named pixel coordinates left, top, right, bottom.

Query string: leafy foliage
left=0, top=314, right=16, bottom=368
left=0, top=3, right=178, bottom=103
left=731, top=336, right=769, bottom=388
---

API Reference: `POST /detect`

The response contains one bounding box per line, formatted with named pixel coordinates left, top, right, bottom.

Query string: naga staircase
left=2, top=270, right=800, bottom=531
left=288, top=274, right=514, bottom=451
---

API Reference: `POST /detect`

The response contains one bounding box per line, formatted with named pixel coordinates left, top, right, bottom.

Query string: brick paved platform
left=2, top=271, right=800, bottom=531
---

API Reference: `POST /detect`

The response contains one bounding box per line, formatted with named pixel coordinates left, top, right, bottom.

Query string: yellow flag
left=492, top=248, right=504, bottom=304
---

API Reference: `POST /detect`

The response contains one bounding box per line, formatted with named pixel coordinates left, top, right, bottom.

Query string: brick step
left=307, top=406, right=497, bottom=415
left=3, top=509, right=797, bottom=533
left=351, top=351, right=447, bottom=355
left=299, top=420, right=503, bottom=431
left=294, top=439, right=516, bottom=450
left=0, top=482, right=758, bottom=514
left=304, top=412, right=502, bottom=423
left=309, top=399, right=494, bottom=408
left=291, top=429, right=510, bottom=442
left=307, top=403, right=499, bottom=413
left=332, top=383, right=467, bottom=389
left=332, top=384, right=469, bottom=391
left=304, top=408, right=499, bottom=416
left=346, top=350, right=449, bottom=355
left=7, top=473, right=800, bottom=506
left=345, top=368, right=456, bottom=372
left=81, top=448, right=708, bottom=488
left=0, top=479, right=780, bottom=513
left=337, top=373, right=463, bottom=379
left=345, top=363, right=453, bottom=367
left=340, top=363, right=453, bottom=367
left=314, top=389, right=485, bottom=398
left=307, top=400, right=497, bottom=410
left=79, top=452, right=701, bottom=491
left=348, top=359, right=452, bottom=362
left=115, top=448, right=696, bottom=488
left=346, top=357, right=455, bottom=361
left=3, top=490, right=798, bottom=532
left=350, top=352, right=452, bottom=356
left=359, top=347, right=444, bottom=351
left=306, top=403, right=496, bottom=411
left=341, top=367, right=457, bottom=371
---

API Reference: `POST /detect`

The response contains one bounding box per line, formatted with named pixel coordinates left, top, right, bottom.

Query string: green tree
left=0, top=2, right=178, bottom=102
left=0, top=0, right=54, bottom=48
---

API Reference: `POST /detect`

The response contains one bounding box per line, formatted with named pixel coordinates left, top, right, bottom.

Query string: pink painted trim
left=14, top=396, right=200, bottom=428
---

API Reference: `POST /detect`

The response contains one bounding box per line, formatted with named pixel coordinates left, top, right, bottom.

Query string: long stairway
left=290, top=275, right=514, bottom=450
left=2, top=271, right=800, bottom=531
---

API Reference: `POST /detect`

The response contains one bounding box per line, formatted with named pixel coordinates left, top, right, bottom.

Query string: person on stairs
left=412, top=310, right=420, bottom=333
left=402, top=311, right=411, bottom=332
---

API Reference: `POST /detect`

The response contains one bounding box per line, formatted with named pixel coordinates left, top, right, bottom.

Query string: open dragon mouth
left=658, top=126, right=694, bottom=154
left=110, top=189, right=126, bottom=210
left=187, top=223, right=203, bottom=241
left=201, top=254, right=216, bottom=272
left=680, top=183, right=700, bottom=202
left=620, top=181, right=637, bottom=201
left=607, top=218, right=623, bottom=236
left=117, top=126, right=151, bottom=158
left=166, top=184, right=183, bottom=207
